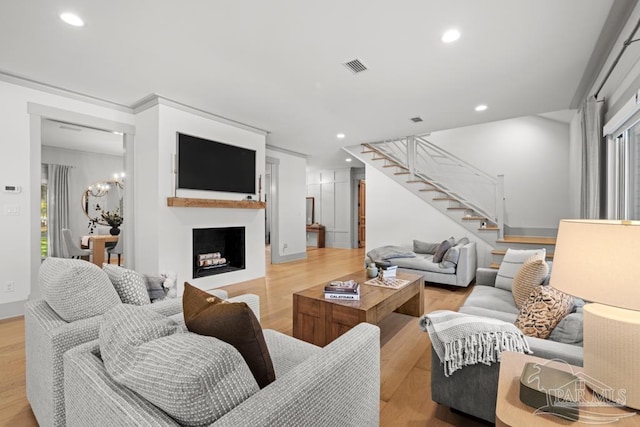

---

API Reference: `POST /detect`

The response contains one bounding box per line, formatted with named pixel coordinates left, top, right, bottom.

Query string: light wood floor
left=0, top=247, right=486, bottom=426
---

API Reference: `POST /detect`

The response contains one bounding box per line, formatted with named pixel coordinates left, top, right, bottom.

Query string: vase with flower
left=101, top=209, right=123, bottom=235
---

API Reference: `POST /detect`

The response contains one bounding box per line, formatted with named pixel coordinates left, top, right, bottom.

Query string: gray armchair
left=25, top=288, right=256, bottom=426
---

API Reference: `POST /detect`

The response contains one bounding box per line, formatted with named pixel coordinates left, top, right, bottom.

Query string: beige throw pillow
left=512, top=253, right=549, bottom=309
left=495, top=248, right=546, bottom=291
left=515, top=286, right=574, bottom=339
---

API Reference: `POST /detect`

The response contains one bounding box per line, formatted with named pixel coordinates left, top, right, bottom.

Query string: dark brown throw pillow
left=432, top=239, right=453, bottom=263
left=183, top=282, right=275, bottom=388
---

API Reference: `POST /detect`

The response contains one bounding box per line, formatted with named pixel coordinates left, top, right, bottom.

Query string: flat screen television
left=176, top=132, right=256, bottom=194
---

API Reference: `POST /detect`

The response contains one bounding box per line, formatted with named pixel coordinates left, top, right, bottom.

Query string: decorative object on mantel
left=166, top=197, right=266, bottom=209
left=258, top=174, right=262, bottom=202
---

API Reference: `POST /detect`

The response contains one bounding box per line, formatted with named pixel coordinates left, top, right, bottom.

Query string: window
left=608, top=120, right=640, bottom=220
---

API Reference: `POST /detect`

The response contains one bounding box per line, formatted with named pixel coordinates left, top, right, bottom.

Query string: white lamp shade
left=549, top=220, right=640, bottom=311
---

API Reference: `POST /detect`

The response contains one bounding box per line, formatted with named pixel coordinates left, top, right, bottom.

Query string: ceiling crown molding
left=0, top=70, right=133, bottom=112
left=131, top=94, right=269, bottom=136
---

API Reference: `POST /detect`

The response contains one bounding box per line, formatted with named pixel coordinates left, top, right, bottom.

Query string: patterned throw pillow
left=183, top=282, right=276, bottom=389
left=103, top=264, right=151, bottom=305
left=515, top=286, right=574, bottom=339
left=100, top=305, right=258, bottom=426
left=511, top=253, right=549, bottom=309
left=495, top=248, right=546, bottom=291
left=39, top=257, right=121, bottom=322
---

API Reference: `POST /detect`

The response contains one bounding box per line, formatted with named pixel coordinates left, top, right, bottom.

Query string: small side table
left=496, top=352, right=637, bottom=426
left=306, top=225, right=325, bottom=248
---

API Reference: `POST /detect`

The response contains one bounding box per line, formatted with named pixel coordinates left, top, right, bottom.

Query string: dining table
left=82, top=234, right=119, bottom=266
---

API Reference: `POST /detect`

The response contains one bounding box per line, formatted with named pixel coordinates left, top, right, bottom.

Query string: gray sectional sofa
left=365, top=239, right=476, bottom=287
left=430, top=265, right=584, bottom=423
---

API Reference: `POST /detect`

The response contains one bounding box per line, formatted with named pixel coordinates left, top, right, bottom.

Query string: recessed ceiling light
left=345, top=158, right=352, bottom=162
left=60, top=12, right=84, bottom=27
left=442, top=29, right=460, bottom=43
left=336, top=133, right=346, bottom=139
left=475, top=104, right=488, bottom=112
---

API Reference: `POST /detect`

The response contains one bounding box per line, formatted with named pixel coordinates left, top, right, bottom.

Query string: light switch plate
left=5, top=204, right=19, bottom=216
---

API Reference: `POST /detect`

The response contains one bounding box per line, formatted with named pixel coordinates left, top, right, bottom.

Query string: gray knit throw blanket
left=419, top=310, right=532, bottom=377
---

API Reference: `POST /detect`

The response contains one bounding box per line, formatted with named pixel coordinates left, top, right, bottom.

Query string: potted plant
left=101, top=208, right=123, bottom=235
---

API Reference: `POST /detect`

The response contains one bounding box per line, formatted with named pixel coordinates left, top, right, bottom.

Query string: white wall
left=365, top=165, right=494, bottom=267
left=307, top=168, right=352, bottom=248
left=266, top=148, right=307, bottom=260
left=134, top=102, right=267, bottom=295
left=0, top=79, right=134, bottom=314
left=41, top=146, right=124, bottom=241
left=428, top=115, right=571, bottom=230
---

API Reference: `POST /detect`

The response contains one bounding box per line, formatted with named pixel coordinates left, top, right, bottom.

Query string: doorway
left=265, top=157, right=280, bottom=264
left=358, top=179, right=366, bottom=248
left=40, top=119, right=124, bottom=260
left=29, top=103, right=134, bottom=298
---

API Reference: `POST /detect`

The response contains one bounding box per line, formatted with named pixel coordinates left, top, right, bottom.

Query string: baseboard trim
left=0, top=300, right=26, bottom=320
left=271, top=251, right=306, bottom=264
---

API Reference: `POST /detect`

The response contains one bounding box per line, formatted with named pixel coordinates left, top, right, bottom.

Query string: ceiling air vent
left=410, top=117, right=424, bottom=123
left=343, top=58, right=368, bottom=74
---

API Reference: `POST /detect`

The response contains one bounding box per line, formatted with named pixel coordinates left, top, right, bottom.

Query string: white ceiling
left=0, top=1, right=623, bottom=167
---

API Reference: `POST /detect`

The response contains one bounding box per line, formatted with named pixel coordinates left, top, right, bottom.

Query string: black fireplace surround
left=193, top=227, right=245, bottom=278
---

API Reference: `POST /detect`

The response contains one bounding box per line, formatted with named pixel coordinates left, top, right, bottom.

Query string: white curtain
left=580, top=97, right=604, bottom=219
left=47, top=164, right=71, bottom=257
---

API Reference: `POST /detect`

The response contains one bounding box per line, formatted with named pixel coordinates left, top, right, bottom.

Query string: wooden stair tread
left=462, top=216, right=486, bottom=221
left=447, top=207, right=470, bottom=210
left=419, top=188, right=441, bottom=192
left=433, top=197, right=458, bottom=201
left=491, top=249, right=554, bottom=259
left=394, top=171, right=410, bottom=175
left=489, top=263, right=500, bottom=269
left=497, top=235, right=557, bottom=245
left=479, top=226, right=499, bottom=231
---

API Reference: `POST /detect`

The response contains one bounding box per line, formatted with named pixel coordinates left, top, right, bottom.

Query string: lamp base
left=583, top=303, right=640, bottom=410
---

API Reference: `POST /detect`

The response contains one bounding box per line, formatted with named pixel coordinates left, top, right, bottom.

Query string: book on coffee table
left=324, top=292, right=360, bottom=300
left=324, top=280, right=360, bottom=294
left=324, top=280, right=360, bottom=300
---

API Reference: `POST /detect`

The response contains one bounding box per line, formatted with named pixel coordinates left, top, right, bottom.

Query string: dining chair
left=61, top=229, right=91, bottom=260
left=106, top=233, right=123, bottom=266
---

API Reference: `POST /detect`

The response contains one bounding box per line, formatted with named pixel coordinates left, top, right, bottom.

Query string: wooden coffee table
left=292, top=271, right=424, bottom=346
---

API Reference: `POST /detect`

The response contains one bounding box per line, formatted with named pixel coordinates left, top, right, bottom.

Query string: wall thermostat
left=3, top=185, right=22, bottom=193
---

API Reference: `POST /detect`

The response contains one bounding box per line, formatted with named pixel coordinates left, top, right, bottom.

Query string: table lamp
left=550, top=219, right=640, bottom=410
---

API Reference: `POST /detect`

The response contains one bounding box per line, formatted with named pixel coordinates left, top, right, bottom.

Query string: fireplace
left=193, top=227, right=245, bottom=278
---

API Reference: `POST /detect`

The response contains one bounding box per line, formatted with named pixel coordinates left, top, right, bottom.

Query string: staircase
left=345, top=136, right=556, bottom=267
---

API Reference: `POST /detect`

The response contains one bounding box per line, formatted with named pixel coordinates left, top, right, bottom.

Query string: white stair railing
left=367, top=135, right=505, bottom=238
